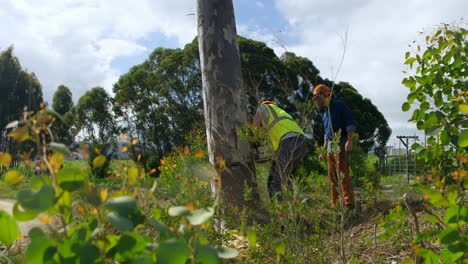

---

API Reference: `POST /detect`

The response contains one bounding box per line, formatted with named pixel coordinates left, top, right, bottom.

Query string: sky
left=1, top=0, right=466, bottom=147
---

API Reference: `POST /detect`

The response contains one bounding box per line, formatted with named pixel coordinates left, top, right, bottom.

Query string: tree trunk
left=196, top=0, right=263, bottom=218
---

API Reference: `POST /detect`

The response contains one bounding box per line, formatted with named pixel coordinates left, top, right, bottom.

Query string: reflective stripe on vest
left=263, top=104, right=304, bottom=151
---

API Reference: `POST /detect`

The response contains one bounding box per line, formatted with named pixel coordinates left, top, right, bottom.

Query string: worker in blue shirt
left=313, top=84, right=356, bottom=209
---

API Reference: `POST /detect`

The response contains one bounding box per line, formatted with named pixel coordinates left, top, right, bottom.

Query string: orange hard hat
left=313, top=84, right=331, bottom=98
left=262, top=100, right=274, bottom=105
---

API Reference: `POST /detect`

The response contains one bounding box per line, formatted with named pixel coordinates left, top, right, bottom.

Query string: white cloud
left=0, top=0, right=196, bottom=103
left=274, top=0, right=467, bottom=145
left=256, top=1, right=265, bottom=9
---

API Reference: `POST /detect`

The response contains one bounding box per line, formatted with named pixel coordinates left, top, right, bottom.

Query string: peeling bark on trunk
left=196, top=0, right=262, bottom=216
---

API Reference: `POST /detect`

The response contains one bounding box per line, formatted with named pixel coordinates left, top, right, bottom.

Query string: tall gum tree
left=196, top=0, right=263, bottom=218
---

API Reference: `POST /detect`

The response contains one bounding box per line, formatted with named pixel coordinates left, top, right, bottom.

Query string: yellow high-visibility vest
left=262, top=104, right=304, bottom=151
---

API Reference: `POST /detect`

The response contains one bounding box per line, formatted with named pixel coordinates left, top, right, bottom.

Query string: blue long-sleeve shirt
left=322, top=99, right=356, bottom=142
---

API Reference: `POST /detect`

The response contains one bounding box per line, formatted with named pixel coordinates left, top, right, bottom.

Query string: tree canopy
left=0, top=47, right=43, bottom=152
left=51, top=85, right=75, bottom=145
left=112, top=36, right=391, bottom=158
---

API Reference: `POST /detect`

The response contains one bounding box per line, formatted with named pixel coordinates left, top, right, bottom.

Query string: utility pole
left=397, top=135, right=418, bottom=183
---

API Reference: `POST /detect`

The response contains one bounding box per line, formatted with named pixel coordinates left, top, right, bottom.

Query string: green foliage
left=378, top=205, right=408, bottom=242
left=112, top=36, right=390, bottom=168
left=397, top=22, right=468, bottom=262
left=0, top=210, right=20, bottom=245
left=348, top=134, right=381, bottom=188
left=88, top=142, right=112, bottom=179
left=0, top=108, right=237, bottom=263
left=51, top=85, right=75, bottom=146
left=76, top=87, right=115, bottom=143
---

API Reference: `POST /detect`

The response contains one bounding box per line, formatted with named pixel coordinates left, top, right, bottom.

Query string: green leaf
left=444, top=205, right=459, bottom=224
left=414, top=230, right=441, bottom=243
left=402, top=102, right=411, bottom=112
left=57, top=167, right=86, bottom=192
left=168, top=206, right=191, bottom=217
left=439, top=228, right=459, bottom=245
left=440, top=246, right=461, bottom=264
left=28, top=227, right=46, bottom=239
left=50, top=142, right=71, bottom=155
left=215, top=247, right=238, bottom=259
left=0, top=210, right=20, bottom=245
left=187, top=207, right=214, bottom=225
left=78, top=243, right=100, bottom=264
left=404, top=57, right=416, bottom=65
left=442, top=245, right=465, bottom=263
left=426, top=126, right=443, bottom=137
left=107, top=212, right=133, bottom=232
left=247, top=229, right=257, bottom=251
left=13, top=202, right=38, bottom=221
left=460, top=204, right=468, bottom=222
left=105, top=196, right=137, bottom=216
left=458, top=129, right=468, bottom=147
left=402, top=77, right=417, bottom=89
left=93, top=155, right=107, bottom=169
left=157, top=239, right=190, bottom=264
left=274, top=241, right=286, bottom=255
left=416, top=248, right=439, bottom=264
left=26, top=237, right=53, bottom=264
left=440, top=130, right=450, bottom=145
left=424, top=214, right=441, bottom=224
left=150, top=218, right=174, bottom=240
left=411, top=143, right=424, bottom=153
left=405, top=51, right=410, bottom=59
left=57, top=239, right=76, bottom=260
left=195, top=245, right=219, bottom=264
left=402, top=259, right=415, bottom=264
left=116, top=233, right=147, bottom=259
left=17, top=185, right=56, bottom=212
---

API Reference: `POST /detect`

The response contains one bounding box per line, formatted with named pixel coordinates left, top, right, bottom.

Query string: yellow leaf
left=80, top=143, right=90, bottom=158
left=38, top=215, right=51, bottom=225
left=172, top=164, right=177, bottom=169
left=459, top=104, right=468, bottom=113
left=4, top=170, right=24, bottom=186
left=119, top=133, right=128, bottom=140
left=194, top=149, right=204, bottom=158
left=137, top=154, right=141, bottom=162
left=216, top=154, right=225, bottom=171
left=149, top=168, right=157, bottom=175
left=100, top=189, right=108, bottom=202
left=9, top=126, right=30, bottom=142
left=132, top=138, right=138, bottom=145
left=121, top=146, right=129, bottom=153
left=92, top=208, right=98, bottom=216
left=78, top=204, right=87, bottom=217
left=200, top=180, right=209, bottom=185
left=93, top=155, right=107, bottom=169
left=128, top=167, right=138, bottom=185
left=49, top=153, right=65, bottom=173
left=0, top=152, right=12, bottom=167
left=160, top=159, right=165, bottom=165
left=37, top=114, right=53, bottom=125
left=184, top=146, right=190, bottom=155
left=186, top=202, right=194, bottom=211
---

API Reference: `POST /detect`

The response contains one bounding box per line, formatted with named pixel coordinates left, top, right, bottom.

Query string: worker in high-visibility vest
left=313, top=84, right=356, bottom=209
left=253, top=100, right=307, bottom=201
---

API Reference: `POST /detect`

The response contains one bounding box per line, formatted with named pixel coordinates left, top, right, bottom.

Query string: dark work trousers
left=268, top=135, right=308, bottom=201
